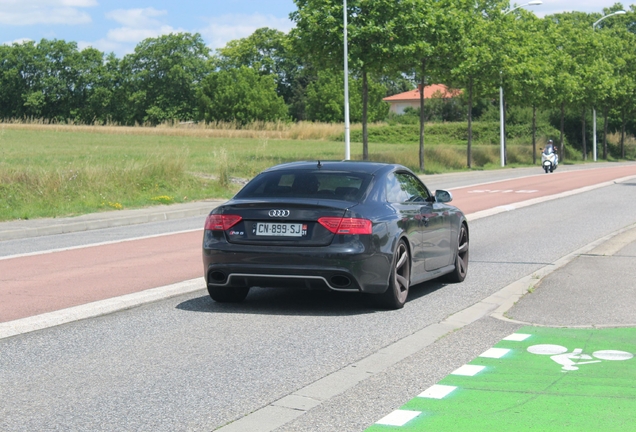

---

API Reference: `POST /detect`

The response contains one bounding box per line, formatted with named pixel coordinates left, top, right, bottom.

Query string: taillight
left=318, top=217, right=372, bottom=235
left=204, top=214, right=242, bottom=231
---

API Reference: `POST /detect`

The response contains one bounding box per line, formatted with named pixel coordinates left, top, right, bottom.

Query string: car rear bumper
left=203, top=233, right=392, bottom=294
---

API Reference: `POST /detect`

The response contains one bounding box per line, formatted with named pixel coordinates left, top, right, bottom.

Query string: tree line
left=1, top=1, right=635, bottom=167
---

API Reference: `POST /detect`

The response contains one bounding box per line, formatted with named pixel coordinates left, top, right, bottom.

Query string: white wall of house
left=388, top=101, right=420, bottom=115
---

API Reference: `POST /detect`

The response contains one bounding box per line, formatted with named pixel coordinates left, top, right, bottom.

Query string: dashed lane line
left=466, top=174, right=636, bottom=222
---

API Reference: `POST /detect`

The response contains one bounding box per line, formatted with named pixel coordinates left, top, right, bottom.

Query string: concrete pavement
left=506, top=223, right=636, bottom=327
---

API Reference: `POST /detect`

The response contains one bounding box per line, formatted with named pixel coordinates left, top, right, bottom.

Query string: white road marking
left=418, top=384, right=457, bottom=399
left=529, top=345, right=634, bottom=371
left=479, top=348, right=510, bottom=359
left=593, top=350, right=634, bottom=361
left=0, top=278, right=205, bottom=340
left=467, top=174, right=636, bottom=222
left=451, top=365, right=486, bottom=376
left=375, top=410, right=421, bottom=426
left=527, top=344, right=568, bottom=355
left=503, top=333, right=531, bottom=341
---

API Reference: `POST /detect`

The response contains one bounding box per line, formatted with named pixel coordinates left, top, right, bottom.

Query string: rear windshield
left=235, top=170, right=372, bottom=201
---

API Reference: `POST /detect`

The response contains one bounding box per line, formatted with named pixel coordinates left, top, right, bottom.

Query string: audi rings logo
left=268, top=209, right=290, bottom=218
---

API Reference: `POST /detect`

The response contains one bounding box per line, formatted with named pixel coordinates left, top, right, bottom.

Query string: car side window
left=386, top=172, right=430, bottom=203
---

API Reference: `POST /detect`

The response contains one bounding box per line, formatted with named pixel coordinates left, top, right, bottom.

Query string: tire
left=544, top=167, right=549, bottom=173
left=375, top=239, right=411, bottom=309
left=445, top=223, right=469, bottom=283
left=207, top=285, right=250, bottom=303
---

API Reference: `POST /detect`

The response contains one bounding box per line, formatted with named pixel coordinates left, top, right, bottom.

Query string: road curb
left=491, top=222, right=636, bottom=328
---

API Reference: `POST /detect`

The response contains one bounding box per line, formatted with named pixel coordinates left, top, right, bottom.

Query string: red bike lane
left=1, top=164, right=635, bottom=323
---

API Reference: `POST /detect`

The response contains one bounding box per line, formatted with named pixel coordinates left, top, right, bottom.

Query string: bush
left=342, top=121, right=558, bottom=146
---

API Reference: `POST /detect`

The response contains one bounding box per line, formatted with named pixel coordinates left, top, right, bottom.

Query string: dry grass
left=606, top=132, right=636, bottom=151
left=0, top=146, right=227, bottom=220
left=2, top=121, right=633, bottom=221
left=0, top=119, right=361, bottom=141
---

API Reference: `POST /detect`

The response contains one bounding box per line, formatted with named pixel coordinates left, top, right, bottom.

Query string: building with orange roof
left=383, top=84, right=462, bottom=115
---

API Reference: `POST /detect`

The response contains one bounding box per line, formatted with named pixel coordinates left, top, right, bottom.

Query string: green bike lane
left=366, top=228, right=636, bottom=431
left=367, top=327, right=635, bottom=431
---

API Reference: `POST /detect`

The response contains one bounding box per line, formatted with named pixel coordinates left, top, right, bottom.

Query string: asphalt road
left=3, top=163, right=635, bottom=322
left=1, top=164, right=636, bottom=431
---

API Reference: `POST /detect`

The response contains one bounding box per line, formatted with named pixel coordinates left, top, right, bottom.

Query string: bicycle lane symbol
left=527, top=344, right=634, bottom=372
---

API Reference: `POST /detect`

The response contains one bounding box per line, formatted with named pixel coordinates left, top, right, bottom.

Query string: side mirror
left=435, top=190, right=453, bottom=203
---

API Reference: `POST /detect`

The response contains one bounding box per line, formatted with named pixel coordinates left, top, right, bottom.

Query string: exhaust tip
left=330, top=275, right=351, bottom=288
left=209, top=271, right=227, bottom=284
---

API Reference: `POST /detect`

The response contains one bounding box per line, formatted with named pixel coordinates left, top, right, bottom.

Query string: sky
left=0, top=0, right=631, bottom=57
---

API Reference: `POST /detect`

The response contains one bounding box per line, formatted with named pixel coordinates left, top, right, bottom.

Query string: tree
left=304, top=70, right=388, bottom=123
left=215, top=28, right=303, bottom=109
left=121, top=33, right=211, bottom=125
left=503, top=10, right=553, bottom=164
left=590, top=5, right=636, bottom=160
left=197, top=66, right=288, bottom=124
left=449, top=0, right=506, bottom=168
left=0, top=39, right=121, bottom=123
left=612, top=23, right=636, bottom=158
left=292, top=0, right=403, bottom=160
left=542, top=15, right=583, bottom=161
left=394, top=0, right=467, bottom=171
left=0, top=41, right=39, bottom=119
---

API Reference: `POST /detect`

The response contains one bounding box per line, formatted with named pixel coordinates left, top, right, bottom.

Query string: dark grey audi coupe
left=202, top=161, right=468, bottom=309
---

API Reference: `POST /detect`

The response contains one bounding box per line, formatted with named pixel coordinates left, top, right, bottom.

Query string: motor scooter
left=541, top=145, right=558, bottom=173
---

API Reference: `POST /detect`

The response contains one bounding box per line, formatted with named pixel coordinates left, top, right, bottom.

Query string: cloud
left=80, top=7, right=182, bottom=56
left=199, top=13, right=294, bottom=49
left=81, top=9, right=295, bottom=57
left=0, top=0, right=97, bottom=25
left=105, top=7, right=167, bottom=28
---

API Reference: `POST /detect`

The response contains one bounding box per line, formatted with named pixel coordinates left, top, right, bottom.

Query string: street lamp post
left=343, top=0, right=351, bottom=160
left=592, top=10, right=626, bottom=162
left=500, top=1, right=542, bottom=168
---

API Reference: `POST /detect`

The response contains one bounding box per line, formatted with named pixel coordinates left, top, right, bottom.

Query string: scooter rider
left=543, top=139, right=556, bottom=154
left=543, top=140, right=558, bottom=161
left=540, top=139, right=559, bottom=173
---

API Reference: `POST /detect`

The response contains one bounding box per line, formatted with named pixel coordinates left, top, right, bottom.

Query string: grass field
left=0, top=122, right=632, bottom=221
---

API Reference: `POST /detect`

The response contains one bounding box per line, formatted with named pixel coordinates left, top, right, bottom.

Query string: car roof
left=261, top=160, right=404, bottom=176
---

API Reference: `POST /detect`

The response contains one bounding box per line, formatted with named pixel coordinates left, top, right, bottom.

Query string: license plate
left=254, top=222, right=306, bottom=237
